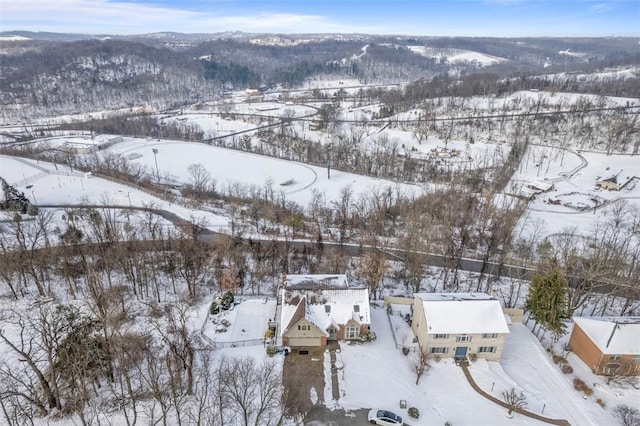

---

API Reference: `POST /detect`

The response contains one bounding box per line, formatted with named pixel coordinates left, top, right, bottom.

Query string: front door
left=328, top=327, right=337, bottom=341
left=455, top=346, right=468, bottom=358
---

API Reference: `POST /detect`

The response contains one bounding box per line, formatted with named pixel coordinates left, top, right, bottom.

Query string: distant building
left=243, top=89, right=263, bottom=102
left=595, top=171, right=637, bottom=192
left=596, top=177, right=622, bottom=191
left=569, top=317, right=640, bottom=376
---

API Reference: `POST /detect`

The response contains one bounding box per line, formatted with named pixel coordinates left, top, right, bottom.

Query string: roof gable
left=280, top=286, right=370, bottom=337
left=573, top=316, right=640, bottom=355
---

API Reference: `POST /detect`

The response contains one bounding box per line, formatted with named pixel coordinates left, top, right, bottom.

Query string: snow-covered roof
left=573, top=316, right=640, bottom=355
left=415, top=293, right=510, bottom=335
left=280, top=286, right=370, bottom=336
left=284, top=274, right=350, bottom=290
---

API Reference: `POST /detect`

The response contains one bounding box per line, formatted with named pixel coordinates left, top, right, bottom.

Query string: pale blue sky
left=1, top=0, right=638, bottom=36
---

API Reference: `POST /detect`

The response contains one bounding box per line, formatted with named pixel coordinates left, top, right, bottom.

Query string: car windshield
left=379, top=410, right=400, bottom=421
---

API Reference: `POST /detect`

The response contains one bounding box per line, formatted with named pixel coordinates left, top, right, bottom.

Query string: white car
left=367, top=409, right=403, bottom=425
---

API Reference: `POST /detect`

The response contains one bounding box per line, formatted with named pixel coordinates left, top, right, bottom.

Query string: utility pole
left=152, top=148, right=160, bottom=182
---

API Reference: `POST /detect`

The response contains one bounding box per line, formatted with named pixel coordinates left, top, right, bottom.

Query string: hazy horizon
left=2, top=0, right=638, bottom=38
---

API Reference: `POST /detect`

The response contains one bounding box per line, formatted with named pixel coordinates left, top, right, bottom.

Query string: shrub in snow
left=358, top=331, right=377, bottom=343
left=266, top=345, right=277, bottom=356
left=468, top=353, right=478, bottom=362
left=210, top=292, right=232, bottom=314
left=561, top=363, right=573, bottom=374
left=408, top=407, right=419, bottom=419
left=573, top=378, right=593, bottom=396
left=264, top=328, right=275, bottom=340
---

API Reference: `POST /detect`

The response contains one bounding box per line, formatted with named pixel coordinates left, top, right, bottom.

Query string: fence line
left=385, top=310, right=417, bottom=353
left=209, top=338, right=265, bottom=349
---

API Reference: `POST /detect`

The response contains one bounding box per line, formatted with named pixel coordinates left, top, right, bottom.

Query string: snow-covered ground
left=407, top=45, right=507, bottom=66
left=331, top=308, right=637, bottom=425
left=512, top=145, right=640, bottom=239
left=1, top=134, right=424, bottom=225
left=198, top=298, right=278, bottom=344
left=0, top=154, right=230, bottom=232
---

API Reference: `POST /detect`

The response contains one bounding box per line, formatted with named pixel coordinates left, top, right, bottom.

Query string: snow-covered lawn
left=331, top=309, right=635, bottom=425
left=199, top=298, right=277, bottom=344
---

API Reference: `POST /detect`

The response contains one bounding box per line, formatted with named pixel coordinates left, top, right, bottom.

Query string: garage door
left=288, top=336, right=322, bottom=347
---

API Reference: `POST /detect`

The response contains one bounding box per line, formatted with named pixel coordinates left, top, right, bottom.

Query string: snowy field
left=1, top=135, right=424, bottom=224
left=512, top=146, right=640, bottom=239
left=407, top=45, right=507, bottom=66
left=102, top=138, right=424, bottom=209
left=0, top=154, right=230, bottom=231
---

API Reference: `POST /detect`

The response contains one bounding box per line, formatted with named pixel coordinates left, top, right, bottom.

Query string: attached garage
left=286, top=335, right=323, bottom=347
left=282, top=316, right=327, bottom=348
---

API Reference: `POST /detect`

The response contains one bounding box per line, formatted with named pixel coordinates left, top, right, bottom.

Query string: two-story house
left=411, top=293, right=510, bottom=361
left=279, top=274, right=370, bottom=347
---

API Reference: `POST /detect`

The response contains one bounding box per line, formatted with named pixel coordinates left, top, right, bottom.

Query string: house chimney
left=490, top=288, right=498, bottom=299
left=281, top=273, right=287, bottom=286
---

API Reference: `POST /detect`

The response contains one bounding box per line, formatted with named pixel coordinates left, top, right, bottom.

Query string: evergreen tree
left=525, top=268, right=568, bottom=336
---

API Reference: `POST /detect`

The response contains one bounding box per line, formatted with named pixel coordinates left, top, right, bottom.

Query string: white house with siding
left=411, top=293, right=510, bottom=361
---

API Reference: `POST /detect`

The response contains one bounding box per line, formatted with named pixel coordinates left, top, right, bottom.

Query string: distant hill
left=1, top=32, right=638, bottom=123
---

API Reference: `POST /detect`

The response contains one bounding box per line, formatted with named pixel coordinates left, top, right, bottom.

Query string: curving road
left=24, top=202, right=638, bottom=298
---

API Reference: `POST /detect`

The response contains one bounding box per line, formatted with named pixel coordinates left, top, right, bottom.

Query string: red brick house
left=569, top=317, right=640, bottom=376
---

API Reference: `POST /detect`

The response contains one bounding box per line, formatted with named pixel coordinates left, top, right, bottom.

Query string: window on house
left=346, top=326, right=359, bottom=339
left=456, top=335, right=471, bottom=343
left=610, top=355, right=621, bottom=361
left=434, top=334, right=449, bottom=339
left=604, top=363, right=621, bottom=375
left=430, top=347, right=448, bottom=354
left=633, top=356, right=640, bottom=364
left=478, top=346, right=497, bottom=353
left=325, top=305, right=331, bottom=313
left=298, top=324, right=310, bottom=331
left=353, top=305, right=360, bottom=313
left=482, top=333, right=498, bottom=339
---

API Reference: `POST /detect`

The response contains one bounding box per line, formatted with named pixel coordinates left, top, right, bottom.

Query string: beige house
left=411, top=293, right=510, bottom=361
left=279, top=274, right=370, bottom=347
left=569, top=317, right=640, bottom=376
left=596, top=179, right=622, bottom=191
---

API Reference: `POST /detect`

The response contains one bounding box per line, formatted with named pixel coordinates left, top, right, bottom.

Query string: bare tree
left=187, top=163, right=212, bottom=194
left=357, top=240, right=389, bottom=300
left=613, top=404, right=640, bottom=426
left=501, top=388, right=528, bottom=414
left=218, top=356, right=285, bottom=426
left=412, top=349, right=432, bottom=385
